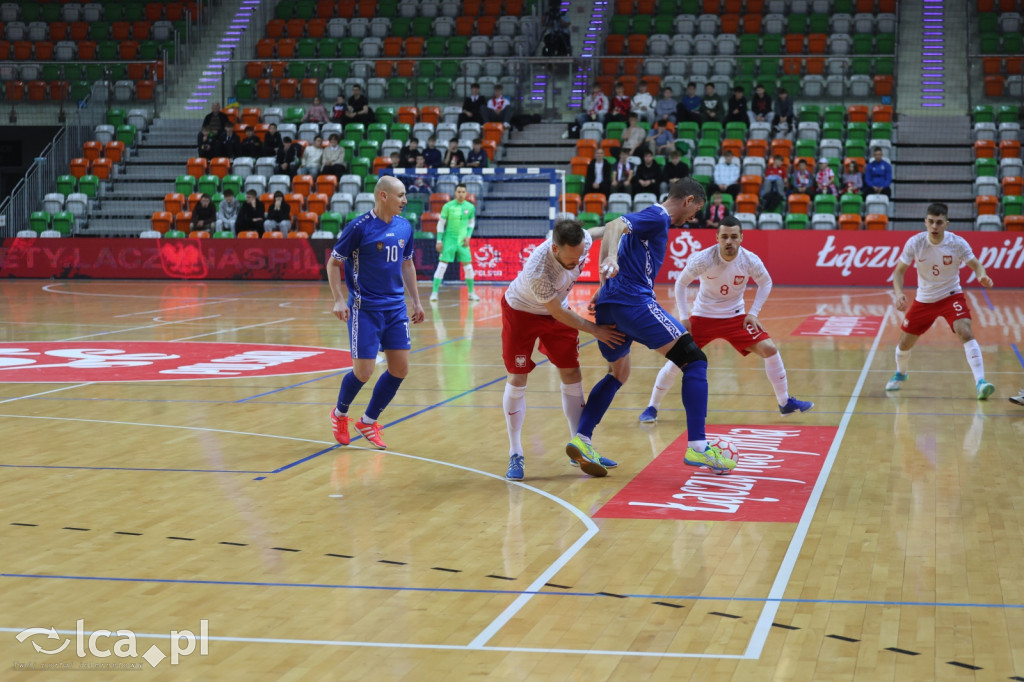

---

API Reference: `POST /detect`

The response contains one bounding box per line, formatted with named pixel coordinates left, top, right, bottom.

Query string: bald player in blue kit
left=327, top=175, right=425, bottom=450
left=565, top=177, right=738, bottom=477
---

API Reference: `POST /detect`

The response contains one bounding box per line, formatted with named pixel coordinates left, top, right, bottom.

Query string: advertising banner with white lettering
left=595, top=426, right=838, bottom=523
left=4, top=232, right=1023, bottom=285
left=0, top=342, right=353, bottom=382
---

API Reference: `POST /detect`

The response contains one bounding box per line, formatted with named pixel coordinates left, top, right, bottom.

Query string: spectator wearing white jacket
left=298, top=135, right=324, bottom=177
left=576, top=85, right=609, bottom=127
left=216, top=189, right=240, bottom=232
left=630, top=81, right=655, bottom=124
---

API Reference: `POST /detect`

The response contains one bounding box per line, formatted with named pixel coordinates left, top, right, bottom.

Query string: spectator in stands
left=484, top=84, right=512, bottom=127
left=389, top=151, right=401, bottom=167
left=863, top=147, right=892, bottom=198
left=459, top=83, right=485, bottom=125
left=201, top=102, right=230, bottom=153
left=700, top=83, right=723, bottom=124
left=712, top=149, right=741, bottom=198
left=842, top=159, right=863, bottom=195
left=275, top=137, right=301, bottom=177
left=467, top=138, right=489, bottom=168
left=661, top=149, right=689, bottom=193
left=761, top=154, right=787, bottom=199
left=444, top=138, right=465, bottom=168
left=408, top=156, right=433, bottom=194
left=321, top=133, right=347, bottom=179
left=678, top=82, right=703, bottom=125
left=772, top=87, right=794, bottom=134
left=216, top=189, right=239, bottom=233
left=343, top=84, right=375, bottom=125
left=302, top=96, right=329, bottom=124
left=631, top=81, right=655, bottom=125
left=263, top=123, right=283, bottom=158
left=703, top=191, right=729, bottom=230
left=576, top=84, right=609, bottom=128
left=748, top=83, right=773, bottom=127
left=646, top=119, right=675, bottom=156
left=298, top=134, right=323, bottom=178
left=815, top=158, right=838, bottom=196
left=399, top=137, right=422, bottom=167
left=330, top=95, right=347, bottom=123
left=239, top=126, right=263, bottom=159
left=236, top=189, right=265, bottom=235
left=197, top=126, right=217, bottom=160
left=631, top=149, right=663, bottom=196
left=190, top=194, right=217, bottom=232
left=223, top=127, right=242, bottom=159
left=423, top=135, right=442, bottom=168
left=586, top=152, right=614, bottom=197
left=655, top=86, right=677, bottom=124
left=791, top=158, right=814, bottom=196
left=607, top=82, right=631, bottom=124
left=265, top=191, right=292, bottom=235
left=621, top=113, right=647, bottom=156
left=610, top=148, right=633, bottom=195
left=725, top=86, right=748, bottom=126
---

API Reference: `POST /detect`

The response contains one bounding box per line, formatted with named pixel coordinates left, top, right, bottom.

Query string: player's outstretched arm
left=542, top=298, right=626, bottom=347
left=327, top=256, right=350, bottom=321
left=891, top=260, right=910, bottom=311
left=594, top=218, right=629, bottom=281
left=966, top=257, right=994, bottom=288
left=402, top=259, right=425, bottom=323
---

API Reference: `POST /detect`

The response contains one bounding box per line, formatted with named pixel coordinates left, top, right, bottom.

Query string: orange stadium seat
left=839, top=214, right=862, bottom=230
left=132, top=21, right=151, bottom=40
left=623, top=58, right=643, bottom=76
left=383, top=36, right=402, bottom=57
left=187, top=157, right=208, bottom=178
left=285, top=193, right=305, bottom=216
left=871, top=105, right=894, bottom=123
left=482, top=122, right=505, bottom=145
left=1006, top=215, right=1024, bottom=231
left=27, top=80, right=48, bottom=101
left=455, top=16, right=475, bottom=35
left=463, top=0, right=481, bottom=14
left=151, top=211, right=172, bottom=234
left=256, top=38, right=275, bottom=58
left=874, top=76, right=894, bottom=97
left=242, top=107, right=262, bottom=126
left=137, top=80, right=156, bottom=101
left=570, top=156, right=590, bottom=177
left=606, top=35, right=625, bottom=55
left=600, top=59, right=620, bottom=77
left=164, top=193, right=185, bottom=214
left=743, top=13, right=762, bottom=34
left=263, top=230, right=285, bottom=239
left=190, top=229, right=211, bottom=238
left=91, top=158, right=113, bottom=180
left=481, top=140, right=497, bottom=160
left=307, top=193, right=329, bottom=215
left=238, top=230, right=260, bottom=239
left=983, top=57, right=1003, bottom=75
left=477, top=16, right=496, bottom=35
left=562, top=193, right=582, bottom=215
left=576, top=139, right=598, bottom=160
left=286, top=18, right=305, bottom=38
left=266, top=19, right=285, bottom=38
left=50, top=22, right=69, bottom=41
left=420, top=212, right=440, bottom=233
left=976, top=195, right=999, bottom=215
left=787, top=193, right=811, bottom=214
left=770, top=138, right=793, bottom=159
left=740, top=176, right=762, bottom=195
left=782, top=58, right=802, bottom=75
left=277, top=39, right=296, bottom=58
left=600, top=139, right=620, bottom=158
left=246, top=61, right=265, bottom=79
left=210, top=157, right=232, bottom=178
left=746, top=139, right=768, bottom=158
left=807, top=34, right=827, bottom=54
left=69, top=158, right=90, bottom=179
left=722, top=139, right=744, bottom=157
left=295, top=211, right=318, bottom=234
left=288, top=229, right=310, bottom=238
left=974, top=140, right=997, bottom=159
left=372, top=156, right=391, bottom=174
left=420, top=106, right=440, bottom=126
left=83, top=141, right=103, bottom=161
left=404, top=37, right=424, bottom=57
left=316, top=175, right=338, bottom=196
left=175, top=211, right=192, bottom=231
left=291, top=175, right=313, bottom=196
left=35, top=42, right=54, bottom=60
left=736, top=193, right=759, bottom=214
left=375, top=60, right=393, bottom=78
left=1003, top=176, right=1023, bottom=196
left=429, top=193, right=451, bottom=214
left=806, top=57, right=825, bottom=75
left=397, top=106, right=418, bottom=126
left=584, top=193, right=607, bottom=215
left=308, top=18, right=327, bottom=38
left=278, top=78, right=298, bottom=99
left=300, top=78, right=318, bottom=99
left=187, top=193, right=203, bottom=211
left=865, top=213, right=889, bottom=230
left=785, top=34, right=804, bottom=54
left=627, top=34, right=647, bottom=55
left=720, top=14, right=740, bottom=34
left=847, top=105, right=869, bottom=123
left=1000, top=140, right=1021, bottom=158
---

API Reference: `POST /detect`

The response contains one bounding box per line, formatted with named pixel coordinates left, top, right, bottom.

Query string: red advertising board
left=595, top=426, right=838, bottom=523
left=3, top=232, right=1023, bottom=286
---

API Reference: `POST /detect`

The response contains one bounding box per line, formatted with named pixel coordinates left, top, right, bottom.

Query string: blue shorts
left=348, top=306, right=410, bottom=359
left=594, top=300, right=685, bottom=362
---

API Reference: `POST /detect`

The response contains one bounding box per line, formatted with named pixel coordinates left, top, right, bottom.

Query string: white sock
left=503, top=382, right=527, bottom=456
left=649, top=361, right=681, bottom=410
left=560, top=381, right=585, bottom=437
left=895, top=347, right=911, bottom=375
left=688, top=439, right=708, bottom=452
left=963, top=339, right=985, bottom=383
left=763, top=352, right=789, bottom=405
left=359, top=415, right=374, bottom=425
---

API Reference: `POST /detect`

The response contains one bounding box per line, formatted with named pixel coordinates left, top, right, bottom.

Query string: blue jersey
left=597, top=204, right=671, bottom=306
left=331, top=211, right=414, bottom=311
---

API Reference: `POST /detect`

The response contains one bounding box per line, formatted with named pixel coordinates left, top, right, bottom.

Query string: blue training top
left=331, top=211, right=415, bottom=311
left=596, top=204, right=671, bottom=306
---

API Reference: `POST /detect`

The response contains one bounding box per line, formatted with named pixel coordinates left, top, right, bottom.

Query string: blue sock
left=681, top=360, right=708, bottom=443
left=576, top=374, right=623, bottom=439
left=364, top=371, right=404, bottom=421
left=336, top=372, right=366, bottom=415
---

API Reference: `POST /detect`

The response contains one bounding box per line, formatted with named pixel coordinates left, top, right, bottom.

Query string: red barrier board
left=3, top=232, right=1023, bottom=286
left=595, top=426, right=838, bottom=523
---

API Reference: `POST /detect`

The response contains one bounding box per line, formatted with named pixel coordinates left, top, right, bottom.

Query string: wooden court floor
left=1, top=279, right=1023, bottom=681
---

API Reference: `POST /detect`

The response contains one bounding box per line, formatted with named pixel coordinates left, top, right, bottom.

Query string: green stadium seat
left=339, top=38, right=360, bottom=57
left=795, top=139, right=817, bottom=157
left=844, top=141, right=867, bottom=159
left=433, top=79, right=452, bottom=98
left=320, top=212, right=344, bottom=235
left=787, top=14, right=807, bottom=33
left=565, top=174, right=584, bottom=196
left=222, top=175, right=243, bottom=197
left=367, top=123, right=389, bottom=144
left=284, top=107, right=305, bottom=124
left=1003, top=196, right=1024, bottom=216
left=700, top=122, right=723, bottom=142
left=235, top=79, right=255, bottom=101
left=198, top=174, right=220, bottom=195
left=358, top=140, right=379, bottom=159
left=724, top=122, right=747, bottom=140
left=287, top=61, right=308, bottom=79
left=30, top=211, right=50, bottom=232
left=761, top=35, right=782, bottom=55
left=165, top=230, right=188, bottom=238
left=998, top=105, right=1020, bottom=124
left=870, top=122, right=893, bottom=140
left=786, top=214, right=809, bottom=230
left=176, top=175, right=197, bottom=195
left=390, top=123, right=411, bottom=143
left=375, top=106, right=395, bottom=126
left=351, top=156, right=371, bottom=178
left=78, top=175, right=99, bottom=199
left=823, top=105, right=845, bottom=125
left=57, top=175, right=76, bottom=196
left=840, top=193, right=864, bottom=215
left=975, top=158, right=997, bottom=177
left=52, top=212, right=75, bottom=235
left=799, top=104, right=821, bottom=123
left=344, top=123, right=365, bottom=143
left=876, top=34, right=895, bottom=53
left=853, top=34, right=873, bottom=54
left=814, top=194, right=837, bottom=215
left=107, top=108, right=126, bottom=127
left=116, top=124, right=137, bottom=146
left=426, top=36, right=447, bottom=56
left=846, top=122, right=869, bottom=143
left=213, top=230, right=234, bottom=238
left=447, top=36, right=468, bottom=56
left=388, top=78, right=409, bottom=98
left=973, top=105, right=995, bottom=123
left=577, top=211, right=602, bottom=229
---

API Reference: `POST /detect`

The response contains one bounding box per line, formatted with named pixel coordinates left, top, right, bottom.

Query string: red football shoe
left=355, top=420, right=387, bottom=449
left=330, top=409, right=351, bottom=446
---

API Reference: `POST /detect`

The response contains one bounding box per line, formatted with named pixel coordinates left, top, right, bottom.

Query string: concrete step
left=896, top=166, right=974, bottom=183
left=894, top=182, right=973, bottom=200
left=893, top=200, right=973, bottom=220
left=895, top=146, right=973, bottom=164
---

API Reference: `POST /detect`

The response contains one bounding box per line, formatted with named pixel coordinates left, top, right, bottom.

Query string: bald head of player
left=716, top=215, right=742, bottom=261
left=663, top=177, right=706, bottom=227
left=550, top=218, right=588, bottom=270
left=374, top=175, right=408, bottom=222
left=924, top=202, right=949, bottom=244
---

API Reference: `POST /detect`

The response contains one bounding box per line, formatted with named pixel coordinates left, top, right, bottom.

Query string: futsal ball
left=705, top=434, right=739, bottom=475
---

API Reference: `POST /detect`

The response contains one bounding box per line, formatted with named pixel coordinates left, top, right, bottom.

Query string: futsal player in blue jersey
left=327, top=175, right=425, bottom=449
left=566, top=177, right=738, bottom=475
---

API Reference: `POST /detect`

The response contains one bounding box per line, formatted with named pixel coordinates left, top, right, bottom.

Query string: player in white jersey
left=639, top=216, right=814, bottom=422
left=501, top=218, right=625, bottom=480
left=887, top=203, right=995, bottom=399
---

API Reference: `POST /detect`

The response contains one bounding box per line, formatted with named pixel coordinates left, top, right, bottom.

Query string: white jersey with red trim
left=898, top=231, right=975, bottom=304
left=504, top=231, right=593, bottom=315
left=675, top=245, right=772, bottom=319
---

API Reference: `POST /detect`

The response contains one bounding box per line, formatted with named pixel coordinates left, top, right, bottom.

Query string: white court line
left=0, top=383, right=93, bottom=406
left=115, top=298, right=243, bottom=318
left=170, top=318, right=296, bottom=341
left=55, top=315, right=223, bottom=341
left=742, top=305, right=894, bottom=659
left=0, top=627, right=744, bottom=659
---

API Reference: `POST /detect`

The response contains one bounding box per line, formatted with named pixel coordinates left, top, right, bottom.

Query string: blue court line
left=981, top=289, right=1024, bottom=371
left=1013, top=343, right=1024, bottom=371
left=234, top=337, right=465, bottom=404
left=982, top=288, right=995, bottom=311
left=0, top=464, right=267, bottom=474
left=3, top=573, right=1023, bottom=611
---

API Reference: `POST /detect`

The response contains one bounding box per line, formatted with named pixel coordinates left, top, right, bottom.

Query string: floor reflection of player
left=639, top=216, right=813, bottom=422
left=431, top=298, right=475, bottom=391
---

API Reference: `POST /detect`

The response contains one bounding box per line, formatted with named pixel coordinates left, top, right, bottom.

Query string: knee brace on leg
left=433, top=261, right=448, bottom=280
left=463, top=264, right=474, bottom=280
left=665, top=334, right=706, bottom=369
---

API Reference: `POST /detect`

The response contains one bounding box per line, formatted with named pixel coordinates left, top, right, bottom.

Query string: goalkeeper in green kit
left=430, top=183, right=481, bottom=302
